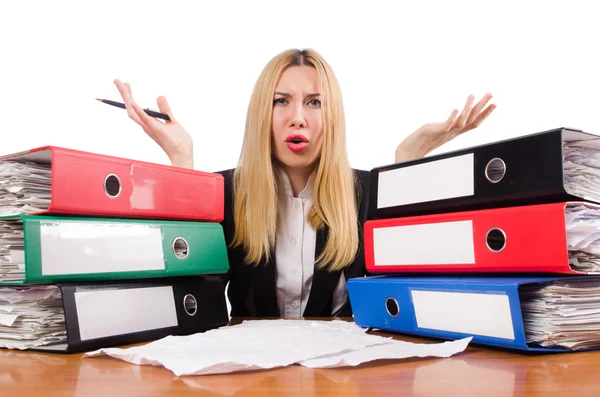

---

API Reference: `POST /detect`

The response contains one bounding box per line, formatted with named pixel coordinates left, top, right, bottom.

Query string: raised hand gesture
left=114, top=79, right=194, bottom=169
left=395, top=93, right=496, bottom=162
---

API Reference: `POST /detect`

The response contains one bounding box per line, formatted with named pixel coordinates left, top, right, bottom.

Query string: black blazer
left=217, top=168, right=370, bottom=318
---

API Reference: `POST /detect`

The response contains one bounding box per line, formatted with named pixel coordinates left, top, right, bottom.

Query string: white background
left=2, top=0, right=599, bottom=172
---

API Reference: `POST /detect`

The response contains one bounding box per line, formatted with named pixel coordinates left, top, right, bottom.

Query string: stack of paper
left=566, top=203, right=600, bottom=273
left=0, top=285, right=67, bottom=349
left=0, top=161, right=51, bottom=282
left=0, top=218, right=25, bottom=281
left=521, top=278, right=600, bottom=349
left=0, top=161, right=51, bottom=216
left=564, top=139, right=600, bottom=203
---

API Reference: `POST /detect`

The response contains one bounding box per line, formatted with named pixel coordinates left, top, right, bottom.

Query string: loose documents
left=0, top=285, right=67, bottom=349
left=0, top=160, right=51, bottom=216
left=0, top=160, right=51, bottom=281
left=566, top=203, right=600, bottom=273
left=84, top=319, right=471, bottom=376
left=521, top=277, right=600, bottom=350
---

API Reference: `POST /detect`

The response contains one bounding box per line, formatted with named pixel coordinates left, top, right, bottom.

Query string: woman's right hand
left=114, top=79, right=194, bottom=169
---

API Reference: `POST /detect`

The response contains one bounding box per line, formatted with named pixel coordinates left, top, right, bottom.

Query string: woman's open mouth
left=285, top=134, right=309, bottom=153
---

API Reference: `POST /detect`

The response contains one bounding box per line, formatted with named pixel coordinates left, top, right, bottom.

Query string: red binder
left=364, top=202, right=597, bottom=275
left=0, top=146, right=224, bottom=221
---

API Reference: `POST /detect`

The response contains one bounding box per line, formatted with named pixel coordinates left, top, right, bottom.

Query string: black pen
left=95, top=98, right=171, bottom=121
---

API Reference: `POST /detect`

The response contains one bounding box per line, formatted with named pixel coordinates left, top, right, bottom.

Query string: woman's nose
left=289, top=105, right=306, bottom=129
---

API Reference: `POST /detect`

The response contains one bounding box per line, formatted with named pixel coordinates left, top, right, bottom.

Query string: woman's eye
left=307, top=99, right=321, bottom=107
left=274, top=98, right=288, bottom=105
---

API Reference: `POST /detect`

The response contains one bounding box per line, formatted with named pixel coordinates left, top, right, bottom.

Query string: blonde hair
left=232, top=49, right=359, bottom=272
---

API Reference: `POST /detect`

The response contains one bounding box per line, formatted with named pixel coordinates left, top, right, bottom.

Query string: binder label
left=40, top=221, right=166, bottom=275
left=377, top=153, right=474, bottom=208
left=373, top=220, right=475, bottom=265
left=411, top=290, right=515, bottom=340
left=74, top=286, right=178, bottom=341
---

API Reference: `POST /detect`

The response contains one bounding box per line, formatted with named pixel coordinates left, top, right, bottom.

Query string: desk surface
left=1, top=319, right=599, bottom=397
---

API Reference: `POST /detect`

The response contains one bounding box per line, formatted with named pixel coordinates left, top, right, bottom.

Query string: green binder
left=0, top=215, right=230, bottom=284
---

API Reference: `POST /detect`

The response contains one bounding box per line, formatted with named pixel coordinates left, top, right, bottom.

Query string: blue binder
left=348, top=276, right=600, bottom=353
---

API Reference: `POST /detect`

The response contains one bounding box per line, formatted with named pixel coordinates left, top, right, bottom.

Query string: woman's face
left=271, top=65, right=323, bottom=172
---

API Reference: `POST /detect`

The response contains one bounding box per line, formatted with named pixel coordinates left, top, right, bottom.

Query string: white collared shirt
left=275, top=169, right=347, bottom=318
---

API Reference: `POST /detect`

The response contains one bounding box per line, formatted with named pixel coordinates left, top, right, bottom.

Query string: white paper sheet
left=0, top=285, right=67, bottom=349
left=83, top=319, right=471, bottom=376
left=0, top=160, right=51, bottom=216
left=563, top=202, right=600, bottom=273
left=299, top=337, right=471, bottom=368
left=521, top=278, right=600, bottom=349
left=564, top=140, right=600, bottom=204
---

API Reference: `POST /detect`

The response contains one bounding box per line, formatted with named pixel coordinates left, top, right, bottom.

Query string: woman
left=115, top=48, right=495, bottom=318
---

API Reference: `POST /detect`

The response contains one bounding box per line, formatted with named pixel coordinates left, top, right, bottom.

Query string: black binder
left=368, top=127, right=600, bottom=219
left=12, top=276, right=229, bottom=353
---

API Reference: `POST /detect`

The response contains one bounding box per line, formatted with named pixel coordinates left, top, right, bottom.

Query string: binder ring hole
left=385, top=297, right=400, bottom=318
left=104, top=174, right=122, bottom=198
left=183, top=294, right=197, bottom=316
left=485, top=158, right=506, bottom=183
left=486, top=228, right=506, bottom=252
left=172, top=237, right=189, bottom=259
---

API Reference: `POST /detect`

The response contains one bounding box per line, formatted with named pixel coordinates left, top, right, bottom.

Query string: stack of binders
left=348, top=127, right=600, bottom=352
left=0, top=146, right=230, bottom=352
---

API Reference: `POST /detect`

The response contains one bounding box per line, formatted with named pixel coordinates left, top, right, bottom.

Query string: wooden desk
left=1, top=319, right=599, bottom=397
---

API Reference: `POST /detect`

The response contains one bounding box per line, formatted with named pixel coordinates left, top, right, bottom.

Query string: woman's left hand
left=395, top=93, right=496, bottom=162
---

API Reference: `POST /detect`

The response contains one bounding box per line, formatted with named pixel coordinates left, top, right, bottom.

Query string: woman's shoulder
left=351, top=168, right=370, bottom=191
left=352, top=168, right=369, bottom=180
left=215, top=168, right=236, bottom=188
left=215, top=168, right=235, bottom=178
left=351, top=168, right=370, bottom=216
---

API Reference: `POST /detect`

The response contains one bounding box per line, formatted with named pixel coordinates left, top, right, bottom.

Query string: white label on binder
left=373, top=220, right=475, bottom=265
left=378, top=153, right=474, bottom=208
left=40, top=222, right=165, bottom=275
left=75, top=286, right=178, bottom=341
left=411, top=290, right=515, bottom=340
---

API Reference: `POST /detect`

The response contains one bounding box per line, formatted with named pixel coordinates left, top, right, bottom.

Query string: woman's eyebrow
left=273, top=92, right=321, bottom=97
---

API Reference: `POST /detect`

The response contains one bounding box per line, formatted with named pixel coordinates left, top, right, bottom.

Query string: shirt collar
left=277, top=167, right=315, bottom=199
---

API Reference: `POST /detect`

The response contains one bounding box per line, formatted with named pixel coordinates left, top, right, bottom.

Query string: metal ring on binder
left=385, top=297, right=400, bottom=317
left=485, top=228, right=506, bottom=252
left=183, top=294, right=198, bottom=316
left=104, top=173, right=122, bottom=198
left=485, top=157, right=506, bottom=183
left=172, top=237, right=189, bottom=259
